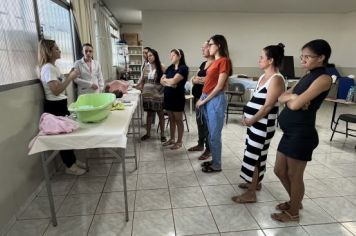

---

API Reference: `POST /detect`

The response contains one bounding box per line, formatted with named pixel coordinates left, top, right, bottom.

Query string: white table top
left=325, top=98, right=356, bottom=105
left=29, top=101, right=138, bottom=155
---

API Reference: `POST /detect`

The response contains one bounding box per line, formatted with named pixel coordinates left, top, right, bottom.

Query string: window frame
left=0, top=0, right=74, bottom=91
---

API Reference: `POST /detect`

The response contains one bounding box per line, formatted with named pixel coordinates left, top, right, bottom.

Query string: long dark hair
left=148, top=48, right=163, bottom=83
left=171, top=48, right=187, bottom=67
left=302, top=39, right=332, bottom=66
left=209, top=34, right=232, bottom=75
left=264, top=43, right=285, bottom=68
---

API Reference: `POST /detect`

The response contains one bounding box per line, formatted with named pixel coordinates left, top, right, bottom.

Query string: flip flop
left=200, top=161, right=212, bottom=167
left=188, top=145, right=204, bottom=152
left=141, top=134, right=150, bottom=141
left=231, top=195, right=256, bottom=204
left=163, top=139, right=175, bottom=146
left=198, top=151, right=211, bottom=160
left=275, top=201, right=303, bottom=211
left=170, top=142, right=182, bottom=150
left=238, top=182, right=262, bottom=191
left=271, top=211, right=300, bottom=222
left=202, top=165, right=221, bottom=173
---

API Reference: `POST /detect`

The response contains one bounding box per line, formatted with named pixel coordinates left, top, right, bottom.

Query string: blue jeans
left=201, top=91, right=227, bottom=169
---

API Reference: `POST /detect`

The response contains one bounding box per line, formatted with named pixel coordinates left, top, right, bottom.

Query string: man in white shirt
left=74, top=43, right=104, bottom=95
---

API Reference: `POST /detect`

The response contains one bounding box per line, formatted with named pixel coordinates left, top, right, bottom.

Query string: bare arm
left=286, top=75, right=331, bottom=110
left=196, top=72, right=228, bottom=107
left=160, top=74, right=168, bottom=86
left=278, top=83, right=297, bottom=104
left=243, top=76, right=285, bottom=126
left=193, top=75, right=206, bottom=85
left=48, top=69, right=79, bottom=96
left=162, top=73, right=184, bottom=86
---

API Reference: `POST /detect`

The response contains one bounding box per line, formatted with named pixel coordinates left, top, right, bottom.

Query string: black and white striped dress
left=240, top=73, right=284, bottom=183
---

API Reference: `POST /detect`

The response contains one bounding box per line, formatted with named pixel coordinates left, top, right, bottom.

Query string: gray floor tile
left=44, top=215, right=93, bottom=236
left=57, top=193, right=101, bottom=217
left=6, top=219, right=49, bottom=236
left=132, top=209, right=175, bottom=236
left=170, top=186, right=207, bottom=208
left=303, top=223, right=354, bottom=236
left=173, top=206, right=219, bottom=235
left=263, top=226, right=309, bottom=236
left=19, top=196, right=65, bottom=219
left=137, top=173, right=168, bottom=190
left=88, top=212, right=133, bottom=236
left=210, top=204, right=259, bottom=232
left=103, top=174, right=138, bottom=192
left=202, top=184, right=237, bottom=205
left=167, top=171, right=199, bottom=188
left=96, top=191, right=135, bottom=214
left=135, top=189, right=171, bottom=211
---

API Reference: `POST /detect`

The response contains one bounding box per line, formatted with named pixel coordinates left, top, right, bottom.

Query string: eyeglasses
left=300, top=54, right=318, bottom=60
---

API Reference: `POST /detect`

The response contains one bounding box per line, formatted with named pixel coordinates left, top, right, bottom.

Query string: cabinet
left=128, top=46, right=143, bottom=82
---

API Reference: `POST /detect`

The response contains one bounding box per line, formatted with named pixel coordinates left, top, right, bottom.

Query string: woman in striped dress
left=232, top=43, right=286, bottom=203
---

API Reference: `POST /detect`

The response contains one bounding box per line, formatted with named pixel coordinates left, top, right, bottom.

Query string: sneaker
left=65, top=163, right=86, bottom=176
left=76, top=160, right=87, bottom=169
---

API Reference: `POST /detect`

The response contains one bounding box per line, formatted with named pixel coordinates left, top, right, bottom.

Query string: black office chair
left=330, top=113, right=356, bottom=142
left=225, top=83, right=246, bottom=124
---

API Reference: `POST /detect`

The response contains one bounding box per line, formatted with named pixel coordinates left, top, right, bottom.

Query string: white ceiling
left=102, top=0, right=356, bottom=24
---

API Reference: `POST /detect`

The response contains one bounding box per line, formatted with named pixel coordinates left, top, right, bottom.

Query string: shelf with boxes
left=128, top=46, right=143, bottom=82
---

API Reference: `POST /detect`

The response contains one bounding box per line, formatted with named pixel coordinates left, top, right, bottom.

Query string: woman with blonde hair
left=38, top=39, right=86, bottom=175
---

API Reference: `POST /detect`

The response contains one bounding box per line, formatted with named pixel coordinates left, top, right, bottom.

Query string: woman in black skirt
left=271, top=39, right=332, bottom=222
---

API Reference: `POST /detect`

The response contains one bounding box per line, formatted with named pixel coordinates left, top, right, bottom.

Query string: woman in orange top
left=196, top=35, right=232, bottom=172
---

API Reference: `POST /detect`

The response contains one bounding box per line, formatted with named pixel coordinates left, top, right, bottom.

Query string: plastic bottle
left=346, top=86, right=355, bottom=102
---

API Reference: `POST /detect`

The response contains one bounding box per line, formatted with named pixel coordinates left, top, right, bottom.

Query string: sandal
left=170, top=142, right=182, bottom=150
left=163, top=139, right=175, bottom=146
left=160, top=136, right=167, bottom=142
left=275, top=201, right=303, bottom=211
left=238, top=182, right=262, bottom=191
left=188, top=145, right=204, bottom=152
left=201, top=161, right=212, bottom=167
left=141, top=134, right=150, bottom=141
left=231, top=195, right=256, bottom=204
left=202, top=165, right=221, bottom=173
left=198, top=150, right=211, bottom=160
left=271, top=211, right=300, bottom=222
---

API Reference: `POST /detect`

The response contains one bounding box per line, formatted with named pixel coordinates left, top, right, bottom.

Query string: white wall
left=142, top=11, right=356, bottom=75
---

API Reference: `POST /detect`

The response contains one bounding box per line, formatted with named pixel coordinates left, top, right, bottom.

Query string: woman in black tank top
left=271, top=40, right=332, bottom=222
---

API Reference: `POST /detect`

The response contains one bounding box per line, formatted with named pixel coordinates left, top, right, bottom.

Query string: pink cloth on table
left=29, top=113, right=79, bottom=148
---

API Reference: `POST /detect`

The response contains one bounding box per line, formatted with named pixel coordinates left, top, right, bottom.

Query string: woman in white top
left=73, top=43, right=104, bottom=95
left=38, top=39, right=86, bottom=176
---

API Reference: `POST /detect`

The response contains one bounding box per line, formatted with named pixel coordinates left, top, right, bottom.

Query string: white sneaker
left=76, top=160, right=87, bottom=169
left=65, top=163, right=86, bottom=176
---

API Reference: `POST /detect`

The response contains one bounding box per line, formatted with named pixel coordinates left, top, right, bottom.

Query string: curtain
left=71, top=0, right=95, bottom=47
left=94, top=4, right=113, bottom=81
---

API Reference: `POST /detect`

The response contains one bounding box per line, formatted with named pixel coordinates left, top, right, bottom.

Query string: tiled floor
left=6, top=102, right=356, bottom=236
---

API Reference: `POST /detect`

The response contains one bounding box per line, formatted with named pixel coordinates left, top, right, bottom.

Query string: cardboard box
left=122, top=33, right=138, bottom=45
